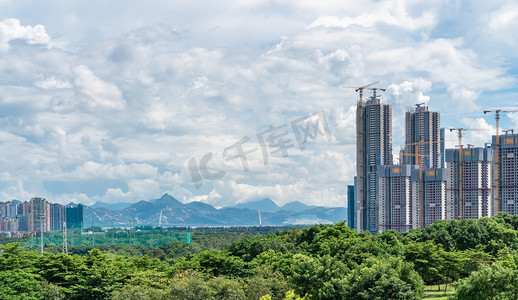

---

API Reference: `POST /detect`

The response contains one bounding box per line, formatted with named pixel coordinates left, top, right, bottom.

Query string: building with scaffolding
left=356, top=95, right=392, bottom=233
left=377, top=165, right=418, bottom=233
left=412, top=168, right=447, bottom=227
left=403, top=104, right=443, bottom=168
left=493, top=133, right=518, bottom=215
left=376, top=165, right=447, bottom=233
left=445, top=147, right=492, bottom=220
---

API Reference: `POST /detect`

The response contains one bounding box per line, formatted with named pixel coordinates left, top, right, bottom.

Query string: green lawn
left=423, top=285, right=455, bottom=299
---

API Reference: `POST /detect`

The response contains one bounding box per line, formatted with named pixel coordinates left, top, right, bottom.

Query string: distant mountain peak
left=153, top=194, right=183, bottom=208
left=281, top=201, right=315, bottom=212
left=231, top=198, right=281, bottom=213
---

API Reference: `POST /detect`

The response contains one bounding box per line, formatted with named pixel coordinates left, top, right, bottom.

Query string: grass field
left=423, top=285, right=455, bottom=299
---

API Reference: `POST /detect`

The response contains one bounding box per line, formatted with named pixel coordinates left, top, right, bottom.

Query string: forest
left=3, top=213, right=518, bottom=299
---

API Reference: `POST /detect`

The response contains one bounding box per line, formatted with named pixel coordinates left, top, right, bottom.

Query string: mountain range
left=85, top=194, right=346, bottom=226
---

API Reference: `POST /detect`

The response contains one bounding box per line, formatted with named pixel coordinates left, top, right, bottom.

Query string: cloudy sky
left=0, top=0, right=517, bottom=208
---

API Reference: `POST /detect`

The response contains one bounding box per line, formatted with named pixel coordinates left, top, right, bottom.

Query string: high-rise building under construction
left=493, top=133, right=518, bottom=215
left=403, top=104, right=443, bottom=168
left=356, top=96, right=392, bottom=232
left=376, top=165, right=446, bottom=233
left=376, top=165, right=418, bottom=233
left=445, top=147, right=492, bottom=220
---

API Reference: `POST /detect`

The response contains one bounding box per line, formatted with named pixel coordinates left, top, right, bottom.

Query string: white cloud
left=460, top=117, right=495, bottom=147
left=61, top=162, right=157, bottom=181
left=0, top=18, right=50, bottom=52
left=73, top=65, right=126, bottom=111
left=447, top=83, right=480, bottom=111
left=485, top=1, right=518, bottom=49
left=329, top=105, right=356, bottom=144
left=309, top=1, right=436, bottom=32
left=388, top=79, right=432, bottom=108
left=35, top=76, right=72, bottom=89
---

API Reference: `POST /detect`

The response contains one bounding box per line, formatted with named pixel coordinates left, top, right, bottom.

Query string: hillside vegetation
left=3, top=213, right=518, bottom=299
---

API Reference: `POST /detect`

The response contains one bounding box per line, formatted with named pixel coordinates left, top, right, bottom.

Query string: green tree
left=452, top=262, right=518, bottom=299
left=245, top=265, right=290, bottom=300
left=69, top=249, right=128, bottom=299
left=0, top=269, right=45, bottom=300
left=191, top=249, right=248, bottom=278
left=250, top=249, right=295, bottom=277
left=168, top=271, right=245, bottom=300
left=403, top=240, right=444, bottom=285
left=111, top=270, right=170, bottom=300
left=343, top=257, right=424, bottom=300
left=291, top=254, right=349, bottom=299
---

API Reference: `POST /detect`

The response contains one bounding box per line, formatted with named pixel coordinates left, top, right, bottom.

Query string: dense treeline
left=13, top=225, right=301, bottom=253
left=3, top=214, right=518, bottom=299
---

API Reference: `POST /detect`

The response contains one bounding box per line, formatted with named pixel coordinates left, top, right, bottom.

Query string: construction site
left=347, top=82, right=518, bottom=233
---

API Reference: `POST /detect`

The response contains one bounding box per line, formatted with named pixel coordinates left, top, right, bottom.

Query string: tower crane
left=343, top=81, right=380, bottom=231
left=343, top=81, right=379, bottom=105
left=368, top=87, right=386, bottom=99
left=483, top=108, right=518, bottom=213
left=449, top=128, right=487, bottom=220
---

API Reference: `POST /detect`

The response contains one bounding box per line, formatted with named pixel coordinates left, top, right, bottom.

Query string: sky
left=0, top=0, right=517, bottom=208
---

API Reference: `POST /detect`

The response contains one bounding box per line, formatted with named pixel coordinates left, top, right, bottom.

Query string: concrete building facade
left=376, top=165, right=447, bottom=233
left=446, top=147, right=492, bottom=220
left=493, top=133, right=518, bottom=215
left=356, top=96, right=392, bottom=233
left=377, top=165, right=418, bottom=232
left=403, top=105, right=442, bottom=168
left=412, top=168, right=447, bottom=227
left=29, top=197, right=49, bottom=233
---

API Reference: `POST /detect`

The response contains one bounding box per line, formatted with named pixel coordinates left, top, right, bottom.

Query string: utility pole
left=111, top=220, right=114, bottom=246
left=63, top=222, right=68, bottom=254
left=40, top=214, right=44, bottom=255
left=91, top=220, right=94, bottom=246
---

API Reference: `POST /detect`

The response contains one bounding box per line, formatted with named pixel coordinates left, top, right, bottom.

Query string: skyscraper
left=66, top=204, right=84, bottom=230
left=49, top=203, right=65, bottom=231
left=347, top=184, right=355, bottom=229
left=29, top=197, right=49, bottom=232
left=403, top=104, right=442, bottom=168
left=446, top=147, right=492, bottom=220
left=493, top=133, right=518, bottom=215
left=356, top=95, right=392, bottom=232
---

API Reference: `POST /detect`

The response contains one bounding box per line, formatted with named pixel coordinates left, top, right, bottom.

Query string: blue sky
left=0, top=0, right=517, bottom=207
